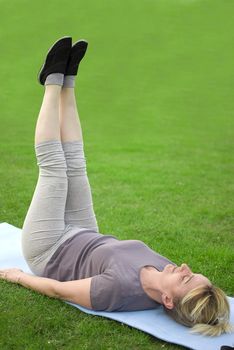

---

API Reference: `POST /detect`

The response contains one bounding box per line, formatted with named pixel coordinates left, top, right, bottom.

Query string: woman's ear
left=161, top=293, right=174, bottom=309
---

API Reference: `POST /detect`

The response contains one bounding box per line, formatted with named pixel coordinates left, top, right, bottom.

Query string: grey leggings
left=21, top=140, right=99, bottom=276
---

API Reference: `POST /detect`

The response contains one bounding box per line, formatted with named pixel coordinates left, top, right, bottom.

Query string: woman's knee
left=35, top=140, right=67, bottom=178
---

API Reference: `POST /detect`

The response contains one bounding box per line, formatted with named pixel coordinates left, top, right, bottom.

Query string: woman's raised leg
left=22, top=83, right=69, bottom=275
left=35, top=84, right=61, bottom=144
left=59, top=86, right=99, bottom=232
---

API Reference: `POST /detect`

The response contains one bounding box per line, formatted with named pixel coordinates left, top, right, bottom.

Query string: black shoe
left=38, top=36, right=72, bottom=85
left=65, top=39, right=88, bottom=76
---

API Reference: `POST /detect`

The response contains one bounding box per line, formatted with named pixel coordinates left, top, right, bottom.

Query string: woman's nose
left=181, top=263, right=191, bottom=273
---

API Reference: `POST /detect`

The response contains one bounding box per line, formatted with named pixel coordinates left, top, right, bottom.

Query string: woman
left=0, top=36, right=232, bottom=337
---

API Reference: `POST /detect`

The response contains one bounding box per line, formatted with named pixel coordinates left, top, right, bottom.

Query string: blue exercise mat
left=0, top=222, right=233, bottom=350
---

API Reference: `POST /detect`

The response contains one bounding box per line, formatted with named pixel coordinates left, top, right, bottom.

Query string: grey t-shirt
left=42, top=228, right=177, bottom=311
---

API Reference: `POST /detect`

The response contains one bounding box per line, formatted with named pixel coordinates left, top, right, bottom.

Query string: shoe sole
left=37, top=36, right=72, bottom=85
left=72, top=39, right=88, bottom=47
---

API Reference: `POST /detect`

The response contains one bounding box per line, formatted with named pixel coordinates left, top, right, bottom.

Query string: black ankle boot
left=65, top=39, right=88, bottom=76
left=38, top=36, right=72, bottom=85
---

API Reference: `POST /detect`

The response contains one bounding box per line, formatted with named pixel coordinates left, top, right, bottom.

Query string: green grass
left=0, top=0, right=234, bottom=349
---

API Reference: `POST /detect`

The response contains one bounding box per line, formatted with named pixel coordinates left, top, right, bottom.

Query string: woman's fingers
left=0, top=270, right=7, bottom=279
left=0, top=268, right=24, bottom=283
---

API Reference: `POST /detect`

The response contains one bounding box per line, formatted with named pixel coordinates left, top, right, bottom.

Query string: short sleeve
left=90, top=270, right=123, bottom=311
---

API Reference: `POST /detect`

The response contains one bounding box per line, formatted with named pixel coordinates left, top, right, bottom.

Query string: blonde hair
left=164, top=284, right=234, bottom=337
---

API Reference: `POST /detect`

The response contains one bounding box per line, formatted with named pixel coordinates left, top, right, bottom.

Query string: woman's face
left=161, top=263, right=211, bottom=307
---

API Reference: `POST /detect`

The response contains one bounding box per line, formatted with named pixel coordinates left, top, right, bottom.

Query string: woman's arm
left=0, top=268, right=93, bottom=309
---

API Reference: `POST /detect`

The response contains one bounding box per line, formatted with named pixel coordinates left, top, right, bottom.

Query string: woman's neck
left=140, top=266, right=163, bottom=304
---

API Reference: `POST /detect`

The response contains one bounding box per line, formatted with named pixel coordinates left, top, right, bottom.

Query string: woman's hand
left=0, top=268, right=24, bottom=284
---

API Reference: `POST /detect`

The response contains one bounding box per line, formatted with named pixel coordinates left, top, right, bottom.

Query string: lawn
left=0, top=0, right=233, bottom=349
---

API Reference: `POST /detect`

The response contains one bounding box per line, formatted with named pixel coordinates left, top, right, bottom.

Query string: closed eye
left=182, top=275, right=193, bottom=283
left=185, top=275, right=194, bottom=284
